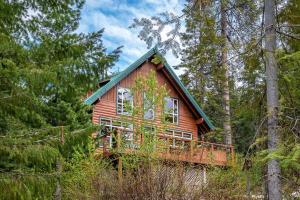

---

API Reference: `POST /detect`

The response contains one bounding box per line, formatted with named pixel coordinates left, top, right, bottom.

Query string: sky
left=77, top=0, right=185, bottom=74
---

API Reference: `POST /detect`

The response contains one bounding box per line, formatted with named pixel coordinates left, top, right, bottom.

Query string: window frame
left=116, top=87, right=133, bottom=116
left=164, top=97, right=179, bottom=124
left=165, top=129, right=193, bottom=149
left=143, top=92, right=155, bottom=120
left=99, top=117, right=134, bottom=148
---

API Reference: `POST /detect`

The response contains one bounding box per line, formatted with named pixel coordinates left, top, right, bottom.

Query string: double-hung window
left=164, top=97, right=178, bottom=124
left=143, top=93, right=154, bottom=120
left=117, top=87, right=133, bottom=115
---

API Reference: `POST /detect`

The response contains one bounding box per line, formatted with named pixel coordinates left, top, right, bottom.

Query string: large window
left=99, top=117, right=134, bottom=148
left=117, top=87, right=133, bottom=115
left=165, top=129, right=192, bottom=149
left=143, top=93, right=154, bottom=120
left=164, top=97, right=178, bottom=124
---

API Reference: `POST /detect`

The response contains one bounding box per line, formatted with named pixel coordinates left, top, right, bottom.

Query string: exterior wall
left=92, top=61, right=199, bottom=141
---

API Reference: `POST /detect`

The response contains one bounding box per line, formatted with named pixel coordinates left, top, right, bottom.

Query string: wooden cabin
left=85, top=47, right=234, bottom=167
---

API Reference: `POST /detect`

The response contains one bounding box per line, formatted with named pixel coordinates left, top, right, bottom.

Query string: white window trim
left=166, top=129, right=193, bottom=149
left=143, top=92, right=155, bottom=120
left=164, top=97, right=179, bottom=124
left=166, top=129, right=192, bottom=140
left=99, top=117, right=134, bottom=148
left=117, top=87, right=133, bottom=115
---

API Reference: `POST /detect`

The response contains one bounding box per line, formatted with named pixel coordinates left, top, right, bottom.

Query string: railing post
left=103, top=137, right=106, bottom=154
left=118, top=156, right=123, bottom=183
left=210, top=144, right=214, bottom=163
left=231, top=145, right=235, bottom=166
left=116, top=129, right=123, bottom=183
left=141, top=132, right=144, bottom=146
left=190, top=140, right=194, bottom=157
left=167, top=138, right=170, bottom=155
left=117, top=129, right=121, bottom=151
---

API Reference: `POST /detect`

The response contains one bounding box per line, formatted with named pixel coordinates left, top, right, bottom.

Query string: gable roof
left=84, top=47, right=215, bottom=130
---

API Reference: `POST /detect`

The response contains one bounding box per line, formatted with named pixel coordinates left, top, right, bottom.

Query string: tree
left=131, top=1, right=234, bottom=144
left=0, top=0, right=121, bottom=198
left=220, top=0, right=232, bottom=145
left=264, top=0, right=281, bottom=199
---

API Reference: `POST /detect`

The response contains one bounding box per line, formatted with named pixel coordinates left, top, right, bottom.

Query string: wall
left=92, top=61, right=199, bottom=140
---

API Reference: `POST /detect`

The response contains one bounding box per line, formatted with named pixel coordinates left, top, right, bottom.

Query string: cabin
left=85, top=47, right=234, bottom=167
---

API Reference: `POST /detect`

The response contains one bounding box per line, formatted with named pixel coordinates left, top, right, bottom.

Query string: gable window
left=143, top=93, right=154, bottom=120
left=164, top=97, right=178, bottom=124
left=117, top=87, right=133, bottom=115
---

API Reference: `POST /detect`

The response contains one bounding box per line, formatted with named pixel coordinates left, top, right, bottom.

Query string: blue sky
left=77, top=0, right=185, bottom=74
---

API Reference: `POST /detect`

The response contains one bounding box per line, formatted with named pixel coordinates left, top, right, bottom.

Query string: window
left=123, top=131, right=134, bottom=147
left=99, top=117, right=134, bottom=148
left=164, top=97, right=178, bottom=124
left=143, top=93, right=154, bottom=120
left=165, top=129, right=192, bottom=149
left=165, top=129, right=192, bottom=140
left=117, top=87, right=133, bottom=115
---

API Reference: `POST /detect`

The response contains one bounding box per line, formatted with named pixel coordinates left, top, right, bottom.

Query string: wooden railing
left=97, top=130, right=234, bottom=166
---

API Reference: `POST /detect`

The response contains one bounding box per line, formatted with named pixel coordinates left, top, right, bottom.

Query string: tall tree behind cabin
left=264, top=0, right=281, bottom=199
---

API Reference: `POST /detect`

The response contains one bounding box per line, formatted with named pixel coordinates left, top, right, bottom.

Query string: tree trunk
left=264, top=0, right=282, bottom=199
left=220, top=0, right=232, bottom=145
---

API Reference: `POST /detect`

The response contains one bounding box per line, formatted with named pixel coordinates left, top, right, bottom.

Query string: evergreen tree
left=0, top=0, right=121, bottom=198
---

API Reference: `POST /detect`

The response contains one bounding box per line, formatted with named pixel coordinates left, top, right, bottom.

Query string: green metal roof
left=84, top=47, right=215, bottom=130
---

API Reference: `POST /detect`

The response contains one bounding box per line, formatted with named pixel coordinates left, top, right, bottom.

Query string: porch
left=95, top=127, right=234, bottom=167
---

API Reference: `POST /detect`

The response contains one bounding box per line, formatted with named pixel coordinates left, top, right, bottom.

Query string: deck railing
left=98, top=129, right=234, bottom=166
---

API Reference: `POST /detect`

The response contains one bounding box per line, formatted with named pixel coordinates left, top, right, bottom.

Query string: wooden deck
left=95, top=130, right=234, bottom=167
left=157, top=141, right=234, bottom=166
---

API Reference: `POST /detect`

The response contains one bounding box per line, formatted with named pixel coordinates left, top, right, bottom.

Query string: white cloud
left=77, top=0, right=185, bottom=74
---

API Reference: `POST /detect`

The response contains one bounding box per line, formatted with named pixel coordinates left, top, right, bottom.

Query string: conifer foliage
left=0, top=1, right=120, bottom=199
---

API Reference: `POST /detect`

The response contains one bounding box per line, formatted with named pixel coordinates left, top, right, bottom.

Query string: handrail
left=99, top=127, right=235, bottom=166
left=197, top=141, right=233, bottom=149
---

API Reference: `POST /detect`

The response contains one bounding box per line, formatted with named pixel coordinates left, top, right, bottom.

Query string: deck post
left=117, top=129, right=123, bottom=183
left=140, top=132, right=143, bottom=145
left=117, top=129, right=121, bottom=151
left=190, top=140, right=194, bottom=157
left=203, top=167, right=207, bottom=185
left=210, top=144, right=214, bottom=163
left=167, top=138, right=170, bottom=155
left=103, top=137, right=106, bottom=154
left=118, top=157, right=123, bottom=183
left=231, top=146, right=235, bottom=166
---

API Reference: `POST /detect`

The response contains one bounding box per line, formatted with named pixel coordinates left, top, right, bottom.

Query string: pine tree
left=0, top=1, right=121, bottom=198
left=179, top=1, right=224, bottom=128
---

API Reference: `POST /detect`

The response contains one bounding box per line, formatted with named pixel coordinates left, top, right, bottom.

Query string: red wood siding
left=92, top=61, right=199, bottom=141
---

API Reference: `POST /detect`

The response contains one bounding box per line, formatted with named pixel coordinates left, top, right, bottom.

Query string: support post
left=118, top=157, right=123, bottom=183
left=140, top=132, right=144, bottom=146
left=167, top=138, right=170, bottom=155
left=103, top=137, right=106, bottom=154
left=116, top=129, right=123, bottom=183
left=210, top=144, right=214, bottom=164
left=231, top=146, right=235, bottom=166
left=203, top=167, right=207, bottom=186
left=117, top=129, right=121, bottom=151
left=190, top=140, right=194, bottom=157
